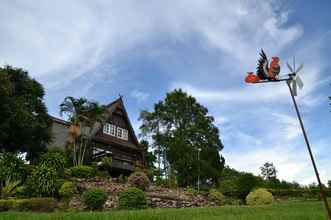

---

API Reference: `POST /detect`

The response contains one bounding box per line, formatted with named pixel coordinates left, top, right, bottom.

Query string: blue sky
left=1, top=0, right=330, bottom=184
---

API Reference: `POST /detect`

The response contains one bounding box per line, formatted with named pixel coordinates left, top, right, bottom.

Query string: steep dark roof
left=100, top=97, right=139, bottom=146
left=51, top=97, right=140, bottom=148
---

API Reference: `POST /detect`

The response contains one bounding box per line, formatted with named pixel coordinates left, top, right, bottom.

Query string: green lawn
left=0, top=200, right=329, bottom=220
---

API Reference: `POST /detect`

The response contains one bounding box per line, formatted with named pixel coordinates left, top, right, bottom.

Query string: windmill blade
left=287, top=62, right=294, bottom=73
left=296, top=75, right=304, bottom=89
left=296, top=64, right=304, bottom=74
left=292, top=80, right=297, bottom=96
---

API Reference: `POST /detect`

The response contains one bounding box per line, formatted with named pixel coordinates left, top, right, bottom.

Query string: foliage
left=246, top=188, right=274, bottom=206
left=101, top=156, right=112, bottom=174
left=268, top=188, right=331, bottom=199
left=139, top=89, right=225, bottom=187
left=0, top=199, right=16, bottom=211
left=237, top=173, right=261, bottom=200
left=118, top=187, right=147, bottom=209
left=70, top=165, right=95, bottom=178
left=15, top=198, right=57, bottom=212
left=0, top=153, right=25, bottom=185
left=60, top=96, right=104, bottom=166
left=260, top=162, right=277, bottom=180
left=208, top=189, right=225, bottom=205
left=1, top=180, right=20, bottom=199
left=328, top=180, right=331, bottom=188
left=82, top=188, right=107, bottom=210
left=29, top=165, right=59, bottom=197
left=59, top=182, right=77, bottom=199
left=40, top=151, right=66, bottom=172
left=128, top=171, right=151, bottom=190
left=0, top=66, right=52, bottom=160
left=139, top=140, right=157, bottom=174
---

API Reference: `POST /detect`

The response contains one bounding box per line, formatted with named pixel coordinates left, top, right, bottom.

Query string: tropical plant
left=0, top=65, right=52, bottom=161
left=1, top=180, right=21, bottom=199
left=246, top=188, right=274, bottom=206
left=0, top=153, right=24, bottom=186
left=128, top=171, right=151, bottom=190
left=40, top=151, right=66, bottom=172
left=119, top=187, right=147, bottom=209
left=60, top=96, right=104, bottom=166
left=139, top=89, right=225, bottom=187
left=29, top=165, right=59, bottom=197
left=82, top=188, right=107, bottom=210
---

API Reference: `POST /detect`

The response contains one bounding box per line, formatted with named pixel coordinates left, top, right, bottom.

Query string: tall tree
left=0, top=66, right=52, bottom=161
left=260, top=162, right=277, bottom=180
left=140, top=89, right=225, bottom=187
left=60, top=96, right=103, bottom=166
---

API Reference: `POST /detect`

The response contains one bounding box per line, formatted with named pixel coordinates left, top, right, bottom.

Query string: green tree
left=328, top=180, right=331, bottom=188
left=139, top=89, right=225, bottom=187
left=0, top=66, right=52, bottom=160
left=60, top=96, right=104, bottom=166
left=260, top=162, right=277, bottom=180
left=139, top=140, right=156, bottom=173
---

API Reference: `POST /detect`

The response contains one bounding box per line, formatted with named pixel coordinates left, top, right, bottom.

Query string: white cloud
left=130, top=89, right=150, bottom=102
left=0, top=0, right=303, bottom=89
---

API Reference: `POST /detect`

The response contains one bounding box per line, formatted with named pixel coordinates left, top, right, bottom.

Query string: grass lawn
left=0, top=200, right=329, bottom=220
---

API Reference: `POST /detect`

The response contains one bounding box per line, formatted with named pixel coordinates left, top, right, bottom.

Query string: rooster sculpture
left=245, top=49, right=280, bottom=83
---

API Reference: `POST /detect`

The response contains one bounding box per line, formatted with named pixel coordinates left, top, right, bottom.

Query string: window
left=122, top=129, right=128, bottom=140
left=103, top=123, right=116, bottom=136
left=117, top=127, right=123, bottom=138
left=117, top=127, right=128, bottom=140
left=103, top=123, right=128, bottom=140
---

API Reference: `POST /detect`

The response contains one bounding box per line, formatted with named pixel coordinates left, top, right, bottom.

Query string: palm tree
left=60, top=97, right=104, bottom=166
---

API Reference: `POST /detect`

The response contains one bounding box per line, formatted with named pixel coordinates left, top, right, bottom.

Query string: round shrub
left=82, top=188, right=107, bottom=210
left=70, top=165, right=95, bottom=178
left=208, top=189, right=225, bottom=205
left=128, top=171, right=150, bottom=190
left=246, top=188, right=274, bottom=206
left=119, top=187, right=147, bottom=209
left=59, top=181, right=77, bottom=199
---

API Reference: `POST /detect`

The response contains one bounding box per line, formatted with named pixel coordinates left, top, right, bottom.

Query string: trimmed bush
left=246, top=188, right=274, bottom=206
left=70, top=165, right=95, bottom=178
left=119, top=187, right=147, bottom=209
left=59, top=181, right=77, bottom=199
left=15, top=198, right=57, bottom=212
left=0, top=199, right=16, bottom=211
left=82, top=188, right=107, bottom=210
left=208, top=189, right=225, bottom=205
left=128, top=171, right=150, bottom=190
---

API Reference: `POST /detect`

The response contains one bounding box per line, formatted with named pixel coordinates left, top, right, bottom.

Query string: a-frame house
left=48, top=97, right=144, bottom=176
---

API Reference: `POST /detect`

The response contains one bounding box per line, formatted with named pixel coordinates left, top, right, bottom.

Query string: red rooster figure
left=245, top=49, right=280, bottom=83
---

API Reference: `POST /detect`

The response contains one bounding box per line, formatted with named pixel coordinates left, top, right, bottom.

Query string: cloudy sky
left=1, top=0, right=330, bottom=184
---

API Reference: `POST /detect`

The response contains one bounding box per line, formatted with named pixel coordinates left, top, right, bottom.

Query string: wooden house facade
left=48, top=98, right=144, bottom=176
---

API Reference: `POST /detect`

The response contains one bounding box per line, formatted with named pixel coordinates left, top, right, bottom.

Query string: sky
left=1, top=0, right=330, bottom=185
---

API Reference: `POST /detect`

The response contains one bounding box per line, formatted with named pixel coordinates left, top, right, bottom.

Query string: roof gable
left=91, top=97, right=139, bottom=146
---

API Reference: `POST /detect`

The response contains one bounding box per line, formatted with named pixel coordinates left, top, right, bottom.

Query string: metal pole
left=197, top=148, right=201, bottom=192
left=286, top=80, right=331, bottom=219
